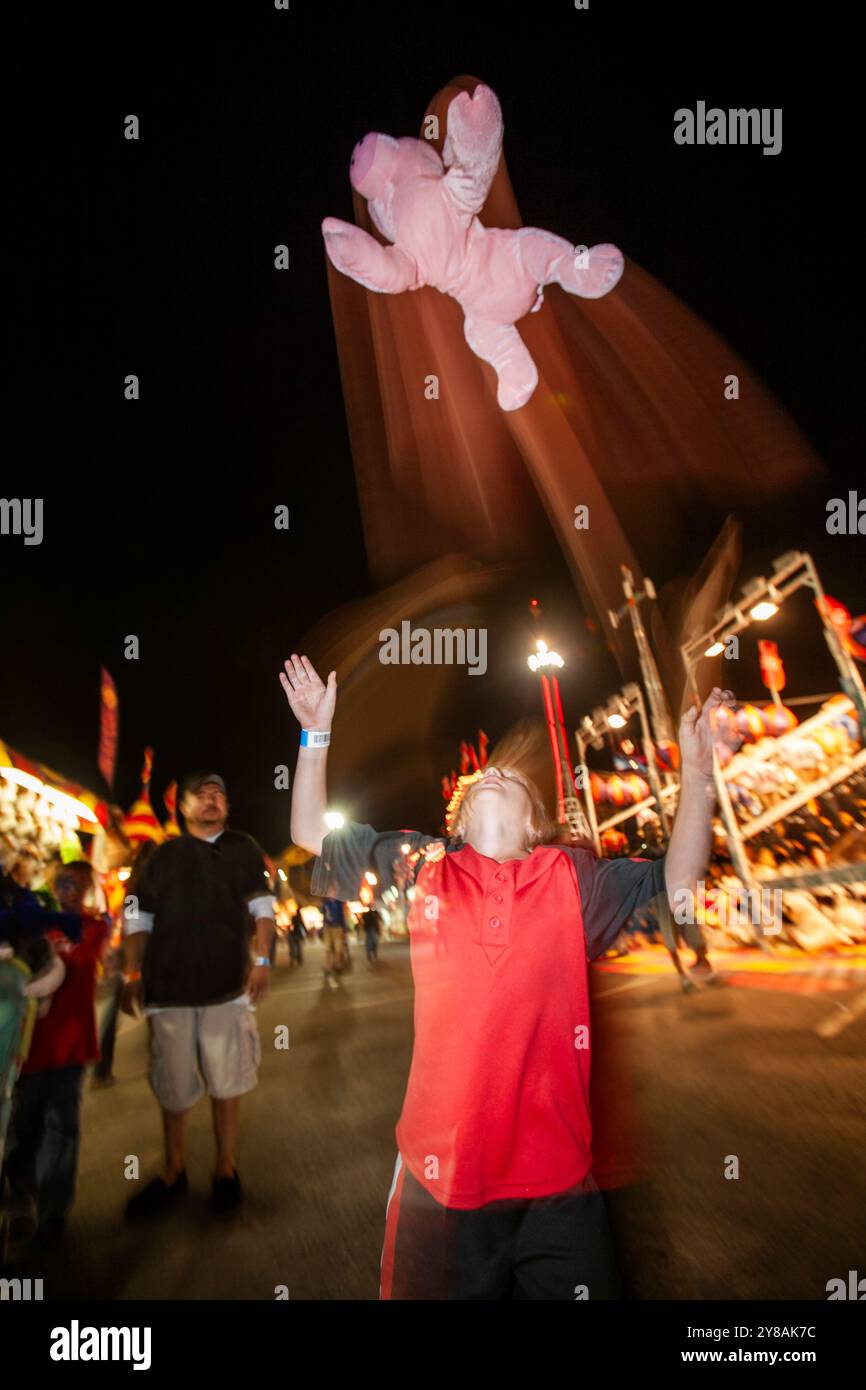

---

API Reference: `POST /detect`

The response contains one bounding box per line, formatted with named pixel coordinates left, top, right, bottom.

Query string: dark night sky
left=5, top=3, right=863, bottom=851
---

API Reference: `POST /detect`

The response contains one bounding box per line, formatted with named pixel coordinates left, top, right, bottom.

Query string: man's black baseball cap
left=179, top=771, right=228, bottom=800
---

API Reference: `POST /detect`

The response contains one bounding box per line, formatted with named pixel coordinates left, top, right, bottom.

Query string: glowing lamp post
left=527, top=639, right=590, bottom=841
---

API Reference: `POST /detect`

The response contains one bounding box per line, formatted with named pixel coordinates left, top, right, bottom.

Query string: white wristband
left=300, top=729, right=331, bottom=748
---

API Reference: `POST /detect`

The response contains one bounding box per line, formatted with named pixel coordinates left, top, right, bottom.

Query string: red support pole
left=551, top=676, right=577, bottom=789
left=541, top=673, right=565, bottom=823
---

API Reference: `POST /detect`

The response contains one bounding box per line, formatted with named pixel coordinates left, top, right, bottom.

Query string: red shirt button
left=489, top=917, right=501, bottom=928
left=495, top=872, right=506, bottom=881
left=493, top=892, right=503, bottom=903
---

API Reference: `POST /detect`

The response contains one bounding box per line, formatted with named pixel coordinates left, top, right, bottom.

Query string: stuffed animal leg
left=464, top=315, right=538, bottom=412
left=517, top=228, right=624, bottom=300
left=322, top=217, right=419, bottom=295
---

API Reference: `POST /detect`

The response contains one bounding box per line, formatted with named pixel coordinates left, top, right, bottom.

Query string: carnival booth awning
left=0, top=737, right=106, bottom=833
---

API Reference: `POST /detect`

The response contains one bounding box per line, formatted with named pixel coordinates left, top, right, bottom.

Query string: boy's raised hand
left=279, top=655, right=337, bottom=731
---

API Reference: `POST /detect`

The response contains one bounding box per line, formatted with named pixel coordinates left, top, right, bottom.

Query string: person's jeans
left=6, top=1065, right=85, bottom=1222
left=94, top=974, right=123, bottom=1080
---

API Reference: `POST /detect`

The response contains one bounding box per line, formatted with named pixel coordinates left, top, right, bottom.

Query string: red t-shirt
left=21, top=915, right=110, bottom=1074
left=313, top=826, right=665, bottom=1210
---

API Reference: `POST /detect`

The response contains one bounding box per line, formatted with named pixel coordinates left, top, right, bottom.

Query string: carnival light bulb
left=750, top=601, right=779, bottom=621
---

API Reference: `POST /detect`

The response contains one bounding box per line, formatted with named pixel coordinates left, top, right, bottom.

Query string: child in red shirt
left=282, top=654, right=728, bottom=1300
left=7, top=859, right=109, bottom=1236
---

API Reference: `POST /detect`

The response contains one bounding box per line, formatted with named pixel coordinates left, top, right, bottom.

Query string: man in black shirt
left=121, top=772, right=274, bottom=1218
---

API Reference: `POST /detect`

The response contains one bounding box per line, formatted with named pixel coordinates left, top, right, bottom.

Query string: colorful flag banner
left=98, top=667, right=118, bottom=791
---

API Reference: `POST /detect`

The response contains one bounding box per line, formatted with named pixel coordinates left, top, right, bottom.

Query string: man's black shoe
left=125, top=1171, right=189, bottom=1222
left=210, top=1169, right=242, bottom=1215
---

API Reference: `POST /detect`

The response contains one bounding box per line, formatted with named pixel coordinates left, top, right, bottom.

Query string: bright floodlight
left=528, top=638, right=564, bottom=671
left=324, top=810, right=345, bottom=830
left=705, top=640, right=725, bottom=657
left=608, top=713, right=627, bottom=729
left=750, top=601, right=778, bottom=621
left=364, top=871, right=378, bottom=885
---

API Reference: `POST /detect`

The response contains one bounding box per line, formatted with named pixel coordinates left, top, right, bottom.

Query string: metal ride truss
left=575, top=682, right=673, bottom=855
left=680, top=550, right=866, bottom=898
left=609, top=566, right=676, bottom=743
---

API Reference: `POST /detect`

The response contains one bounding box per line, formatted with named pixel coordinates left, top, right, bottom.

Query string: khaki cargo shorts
left=323, top=926, right=346, bottom=959
left=148, top=999, right=261, bottom=1111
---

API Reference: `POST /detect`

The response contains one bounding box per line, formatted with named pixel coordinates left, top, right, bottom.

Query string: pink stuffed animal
left=322, top=83, right=623, bottom=411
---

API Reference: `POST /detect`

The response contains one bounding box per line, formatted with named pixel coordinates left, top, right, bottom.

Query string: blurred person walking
left=320, top=896, right=347, bottom=987
left=288, top=903, right=306, bottom=968
left=362, top=905, right=382, bottom=965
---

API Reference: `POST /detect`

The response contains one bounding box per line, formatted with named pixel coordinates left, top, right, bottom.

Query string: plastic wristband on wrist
left=300, top=729, right=331, bottom=748
left=123, top=970, right=142, bottom=984
left=254, top=956, right=271, bottom=968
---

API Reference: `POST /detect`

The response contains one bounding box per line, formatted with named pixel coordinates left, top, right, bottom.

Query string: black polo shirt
left=136, top=829, right=269, bottom=1007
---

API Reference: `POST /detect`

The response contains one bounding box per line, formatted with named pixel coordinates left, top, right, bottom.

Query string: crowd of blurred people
left=0, top=822, right=393, bottom=1257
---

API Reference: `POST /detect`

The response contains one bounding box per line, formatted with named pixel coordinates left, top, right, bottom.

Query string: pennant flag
left=758, top=639, right=786, bottom=693
left=124, top=747, right=163, bottom=846
left=98, top=667, right=119, bottom=791
left=163, top=779, right=182, bottom=837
